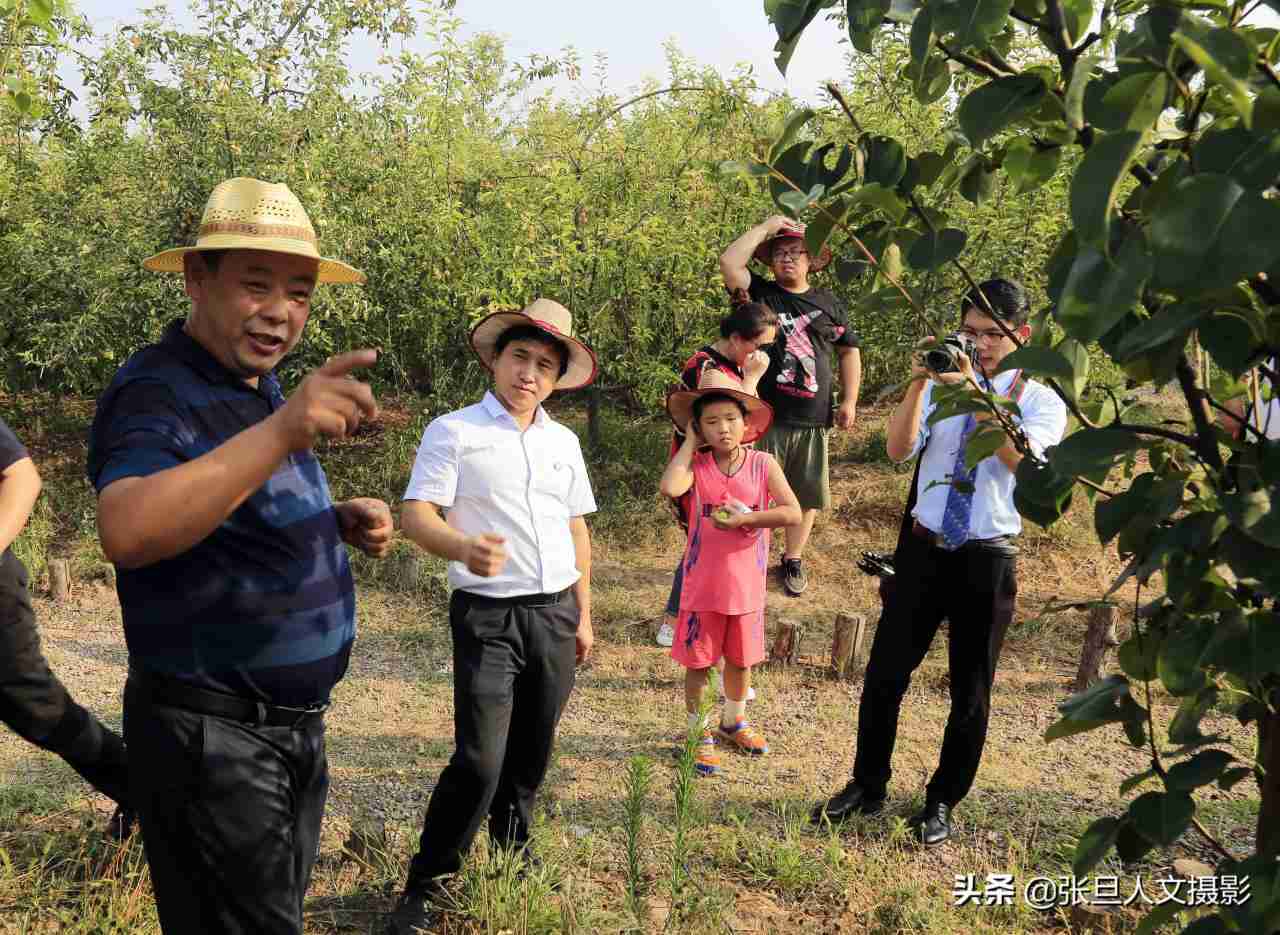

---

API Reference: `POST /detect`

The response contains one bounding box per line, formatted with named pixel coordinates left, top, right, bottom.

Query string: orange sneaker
left=716, top=720, right=769, bottom=756
left=673, top=731, right=722, bottom=776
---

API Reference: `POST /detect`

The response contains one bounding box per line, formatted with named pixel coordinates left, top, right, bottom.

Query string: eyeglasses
left=959, top=328, right=1010, bottom=343
left=773, top=249, right=809, bottom=261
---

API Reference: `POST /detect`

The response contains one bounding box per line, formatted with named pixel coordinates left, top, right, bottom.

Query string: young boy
left=659, top=371, right=801, bottom=776
left=0, top=415, right=130, bottom=823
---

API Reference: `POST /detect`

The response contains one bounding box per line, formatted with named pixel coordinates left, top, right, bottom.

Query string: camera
left=924, top=333, right=981, bottom=375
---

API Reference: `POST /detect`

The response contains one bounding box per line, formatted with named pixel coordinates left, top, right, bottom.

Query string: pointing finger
left=318, top=349, right=378, bottom=378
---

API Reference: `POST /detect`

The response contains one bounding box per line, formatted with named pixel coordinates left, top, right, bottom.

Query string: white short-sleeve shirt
left=906, top=370, right=1068, bottom=540
left=403, top=392, right=597, bottom=597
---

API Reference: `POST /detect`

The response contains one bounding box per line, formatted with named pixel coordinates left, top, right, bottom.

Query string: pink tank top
left=679, top=448, right=772, bottom=615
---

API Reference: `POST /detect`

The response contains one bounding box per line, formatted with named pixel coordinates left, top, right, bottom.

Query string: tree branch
left=937, top=40, right=1011, bottom=80
left=1176, top=353, right=1226, bottom=471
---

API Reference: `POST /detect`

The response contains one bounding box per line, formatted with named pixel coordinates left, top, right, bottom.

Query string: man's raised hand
left=464, top=533, right=507, bottom=578
left=275, top=350, right=379, bottom=452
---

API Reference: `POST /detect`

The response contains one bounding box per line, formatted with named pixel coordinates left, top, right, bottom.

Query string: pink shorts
left=670, top=609, right=766, bottom=670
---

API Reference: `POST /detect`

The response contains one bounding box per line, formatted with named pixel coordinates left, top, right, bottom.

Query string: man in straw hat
left=388, top=299, right=597, bottom=932
left=87, top=177, right=393, bottom=933
left=720, top=215, right=862, bottom=597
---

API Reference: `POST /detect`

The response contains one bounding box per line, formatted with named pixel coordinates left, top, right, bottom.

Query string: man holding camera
left=811, top=279, right=1066, bottom=846
left=720, top=216, right=862, bottom=596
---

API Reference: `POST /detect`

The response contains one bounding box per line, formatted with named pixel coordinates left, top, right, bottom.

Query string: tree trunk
left=1074, top=604, right=1119, bottom=692
left=1257, top=699, right=1280, bottom=858
left=830, top=613, right=867, bottom=679
left=49, top=559, right=70, bottom=603
left=769, top=620, right=803, bottom=666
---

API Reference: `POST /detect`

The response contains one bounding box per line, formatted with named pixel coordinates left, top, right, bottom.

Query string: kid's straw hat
left=665, top=369, right=774, bottom=444
left=469, top=298, right=598, bottom=391
left=143, top=177, right=365, bottom=284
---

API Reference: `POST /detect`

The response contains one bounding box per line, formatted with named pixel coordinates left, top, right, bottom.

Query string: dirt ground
left=0, top=402, right=1260, bottom=934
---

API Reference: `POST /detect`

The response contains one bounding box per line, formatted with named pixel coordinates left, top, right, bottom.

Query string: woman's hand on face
left=743, top=350, right=770, bottom=382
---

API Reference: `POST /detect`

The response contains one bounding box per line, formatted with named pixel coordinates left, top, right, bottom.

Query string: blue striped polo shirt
left=87, top=319, right=355, bottom=707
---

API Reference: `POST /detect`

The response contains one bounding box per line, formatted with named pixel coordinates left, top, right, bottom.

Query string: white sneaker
left=656, top=622, right=674, bottom=647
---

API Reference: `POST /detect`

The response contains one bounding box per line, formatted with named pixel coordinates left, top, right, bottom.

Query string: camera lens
left=924, top=346, right=957, bottom=373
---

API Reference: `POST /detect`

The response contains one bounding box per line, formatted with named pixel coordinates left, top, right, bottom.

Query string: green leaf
left=1064, top=54, right=1099, bottom=131
left=958, top=160, right=996, bottom=205
left=910, top=54, right=952, bottom=104
left=1200, top=610, right=1280, bottom=682
left=1168, top=687, right=1219, bottom=746
left=1200, top=309, right=1261, bottom=377
left=905, top=227, right=966, bottom=270
left=1165, top=749, right=1235, bottom=792
left=1070, top=130, right=1142, bottom=251
left=846, top=183, right=907, bottom=222
left=1195, top=126, right=1280, bottom=192
left=932, top=0, right=1013, bottom=48
left=1048, top=428, right=1143, bottom=477
left=1128, top=790, right=1194, bottom=847
left=1072, top=816, right=1121, bottom=877
left=1058, top=0, right=1092, bottom=44
left=1058, top=338, right=1089, bottom=402
left=1173, top=27, right=1257, bottom=125
left=1014, top=457, right=1074, bottom=526
left=768, top=0, right=830, bottom=74
left=1217, top=766, right=1252, bottom=791
left=847, top=0, right=892, bottom=36
left=910, top=5, right=934, bottom=65
left=964, top=427, right=1009, bottom=471
left=1132, top=898, right=1190, bottom=935
left=1113, top=302, right=1209, bottom=362
left=1150, top=174, right=1280, bottom=294
left=1056, top=234, right=1152, bottom=344
left=1118, top=631, right=1161, bottom=680
left=957, top=75, right=1048, bottom=147
left=771, top=108, right=818, bottom=162
left=994, top=345, right=1073, bottom=382
left=912, top=151, right=950, bottom=188
left=27, top=0, right=52, bottom=27
left=862, top=135, right=908, bottom=188
left=768, top=141, right=814, bottom=204
left=1099, top=71, right=1169, bottom=131
left=1002, top=140, right=1061, bottom=194
left=1159, top=622, right=1212, bottom=697
left=804, top=198, right=848, bottom=256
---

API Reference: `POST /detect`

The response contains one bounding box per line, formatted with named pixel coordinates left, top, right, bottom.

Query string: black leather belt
left=912, top=520, right=1016, bottom=553
left=455, top=588, right=569, bottom=608
left=128, top=670, right=327, bottom=728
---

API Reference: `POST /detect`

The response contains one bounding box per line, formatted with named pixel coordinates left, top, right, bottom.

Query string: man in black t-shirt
left=720, top=215, right=862, bottom=595
left=0, top=416, right=131, bottom=826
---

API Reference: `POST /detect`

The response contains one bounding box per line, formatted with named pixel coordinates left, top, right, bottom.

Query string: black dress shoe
left=912, top=801, right=952, bottom=846
left=385, top=880, right=446, bottom=935
left=810, top=780, right=886, bottom=825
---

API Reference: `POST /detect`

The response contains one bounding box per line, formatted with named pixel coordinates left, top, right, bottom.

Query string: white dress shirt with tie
left=906, top=369, right=1068, bottom=540
left=403, top=391, right=597, bottom=597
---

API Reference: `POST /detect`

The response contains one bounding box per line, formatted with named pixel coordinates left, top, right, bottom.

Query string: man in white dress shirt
left=387, top=299, right=597, bottom=933
left=812, top=279, right=1067, bottom=846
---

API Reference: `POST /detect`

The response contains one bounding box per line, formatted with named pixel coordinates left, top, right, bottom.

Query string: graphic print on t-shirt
left=776, top=309, right=847, bottom=400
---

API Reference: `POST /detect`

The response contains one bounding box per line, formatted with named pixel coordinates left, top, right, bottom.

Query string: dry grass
left=0, top=398, right=1258, bottom=933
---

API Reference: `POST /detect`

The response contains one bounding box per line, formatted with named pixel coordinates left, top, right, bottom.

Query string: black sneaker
left=781, top=558, right=808, bottom=596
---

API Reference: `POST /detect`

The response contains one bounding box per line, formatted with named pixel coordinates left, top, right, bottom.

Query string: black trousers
left=0, top=550, right=129, bottom=805
left=123, top=676, right=328, bottom=934
left=406, top=589, right=578, bottom=888
left=852, top=530, right=1017, bottom=807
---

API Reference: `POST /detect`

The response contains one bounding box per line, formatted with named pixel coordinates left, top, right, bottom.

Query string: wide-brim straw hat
left=666, top=369, right=774, bottom=445
left=752, top=227, right=832, bottom=272
left=143, top=177, right=365, bottom=284
left=469, top=298, right=598, bottom=391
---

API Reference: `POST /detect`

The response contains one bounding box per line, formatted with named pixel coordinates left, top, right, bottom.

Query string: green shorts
left=756, top=423, right=830, bottom=511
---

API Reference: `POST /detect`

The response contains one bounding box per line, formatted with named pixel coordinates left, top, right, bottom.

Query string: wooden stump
left=49, top=559, right=71, bottom=603
left=342, top=815, right=387, bottom=866
left=769, top=620, right=803, bottom=666
left=830, top=613, right=868, bottom=679
left=1074, top=603, right=1120, bottom=692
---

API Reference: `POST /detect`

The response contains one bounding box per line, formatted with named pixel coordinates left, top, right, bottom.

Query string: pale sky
left=79, top=0, right=855, bottom=105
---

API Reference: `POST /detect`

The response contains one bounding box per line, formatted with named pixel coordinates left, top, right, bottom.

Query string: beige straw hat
left=752, top=226, right=832, bottom=272
left=143, top=177, right=365, bottom=284
left=469, top=298, right=598, bottom=391
left=666, top=369, right=774, bottom=444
